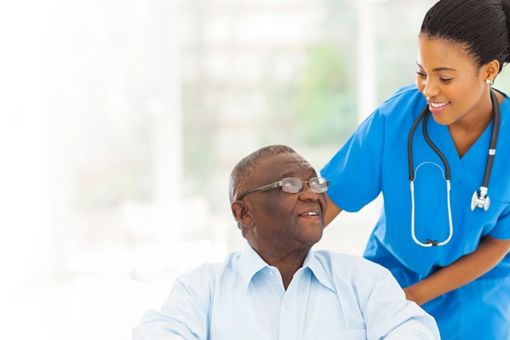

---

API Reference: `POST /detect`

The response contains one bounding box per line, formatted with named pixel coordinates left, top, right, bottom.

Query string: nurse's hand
left=403, top=286, right=424, bottom=305
left=403, top=236, right=510, bottom=305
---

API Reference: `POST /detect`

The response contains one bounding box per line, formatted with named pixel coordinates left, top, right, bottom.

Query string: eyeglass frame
left=235, top=176, right=329, bottom=201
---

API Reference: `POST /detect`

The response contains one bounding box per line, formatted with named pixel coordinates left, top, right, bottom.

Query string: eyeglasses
left=236, top=176, right=328, bottom=201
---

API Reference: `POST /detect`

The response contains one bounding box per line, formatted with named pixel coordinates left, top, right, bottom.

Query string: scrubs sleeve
left=321, top=110, right=385, bottom=212
left=133, top=269, right=213, bottom=340
left=488, top=204, right=510, bottom=240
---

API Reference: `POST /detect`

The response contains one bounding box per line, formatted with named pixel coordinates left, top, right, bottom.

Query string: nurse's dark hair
left=420, top=0, right=510, bottom=71
left=229, top=144, right=297, bottom=204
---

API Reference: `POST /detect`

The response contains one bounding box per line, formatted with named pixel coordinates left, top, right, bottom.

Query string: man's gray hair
left=229, top=144, right=296, bottom=203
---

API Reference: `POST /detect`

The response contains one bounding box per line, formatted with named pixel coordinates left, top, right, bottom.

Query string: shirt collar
left=237, top=243, right=335, bottom=292
left=302, top=250, right=336, bottom=292
left=237, top=243, right=270, bottom=289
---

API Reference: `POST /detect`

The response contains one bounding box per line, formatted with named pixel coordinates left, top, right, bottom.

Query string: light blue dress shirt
left=134, top=244, right=439, bottom=340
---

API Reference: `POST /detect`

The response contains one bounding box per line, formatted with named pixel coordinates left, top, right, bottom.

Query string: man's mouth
left=298, top=210, right=321, bottom=218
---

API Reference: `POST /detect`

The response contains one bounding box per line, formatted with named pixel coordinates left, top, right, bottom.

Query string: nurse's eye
left=439, top=77, right=453, bottom=83
left=416, top=71, right=426, bottom=78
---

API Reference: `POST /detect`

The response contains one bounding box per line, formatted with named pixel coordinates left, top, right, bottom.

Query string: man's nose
left=298, top=185, right=321, bottom=200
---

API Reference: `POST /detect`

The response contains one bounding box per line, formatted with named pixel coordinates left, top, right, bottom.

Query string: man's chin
left=298, top=224, right=324, bottom=246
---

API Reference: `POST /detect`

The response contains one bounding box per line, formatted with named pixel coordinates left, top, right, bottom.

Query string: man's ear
left=231, top=201, right=254, bottom=230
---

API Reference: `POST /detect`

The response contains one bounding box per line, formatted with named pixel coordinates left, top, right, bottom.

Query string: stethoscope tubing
left=407, top=90, right=500, bottom=247
left=482, top=91, right=501, bottom=189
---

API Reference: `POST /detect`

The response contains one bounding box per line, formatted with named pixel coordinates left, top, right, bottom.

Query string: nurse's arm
left=324, top=194, right=343, bottom=226
left=404, top=236, right=510, bottom=305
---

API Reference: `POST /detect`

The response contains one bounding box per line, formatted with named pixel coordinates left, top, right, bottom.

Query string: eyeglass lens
left=281, top=177, right=328, bottom=194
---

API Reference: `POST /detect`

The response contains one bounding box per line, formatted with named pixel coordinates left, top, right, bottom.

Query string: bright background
left=3, top=0, right=510, bottom=339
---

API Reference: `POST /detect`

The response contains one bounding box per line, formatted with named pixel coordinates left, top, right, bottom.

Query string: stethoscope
left=407, top=90, right=501, bottom=247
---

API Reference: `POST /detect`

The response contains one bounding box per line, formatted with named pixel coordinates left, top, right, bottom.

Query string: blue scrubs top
left=322, top=84, right=510, bottom=339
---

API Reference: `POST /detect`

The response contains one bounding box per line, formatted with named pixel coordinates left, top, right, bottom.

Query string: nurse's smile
left=428, top=101, right=449, bottom=115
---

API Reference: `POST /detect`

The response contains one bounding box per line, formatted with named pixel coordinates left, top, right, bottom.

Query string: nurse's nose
left=421, top=80, right=440, bottom=99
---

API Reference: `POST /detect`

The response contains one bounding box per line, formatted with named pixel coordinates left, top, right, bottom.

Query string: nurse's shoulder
left=352, top=84, right=426, bottom=141
left=377, top=83, right=427, bottom=121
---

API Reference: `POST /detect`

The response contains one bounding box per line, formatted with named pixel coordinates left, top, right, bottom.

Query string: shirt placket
left=277, top=269, right=310, bottom=340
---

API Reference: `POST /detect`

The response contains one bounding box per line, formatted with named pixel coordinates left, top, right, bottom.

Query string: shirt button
left=285, top=301, right=295, bottom=309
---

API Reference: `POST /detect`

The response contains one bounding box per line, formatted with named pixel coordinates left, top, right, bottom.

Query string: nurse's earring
left=486, top=79, right=494, bottom=86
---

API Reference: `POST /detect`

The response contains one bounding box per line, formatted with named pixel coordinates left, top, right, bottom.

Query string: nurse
left=322, top=0, right=510, bottom=339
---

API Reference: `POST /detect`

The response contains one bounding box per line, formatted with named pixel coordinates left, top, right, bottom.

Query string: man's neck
left=252, top=245, right=311, bottom=290
left=273, top=259, right=306, bottom=290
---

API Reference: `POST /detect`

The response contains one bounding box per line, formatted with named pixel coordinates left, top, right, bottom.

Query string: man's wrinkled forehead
left=252, top=152, right=314, bottom=182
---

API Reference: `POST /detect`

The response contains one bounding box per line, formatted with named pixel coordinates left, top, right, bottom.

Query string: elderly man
left=134, top=145, right=439, bottom=339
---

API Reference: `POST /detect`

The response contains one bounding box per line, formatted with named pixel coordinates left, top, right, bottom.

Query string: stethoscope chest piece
left=471, top=187, right=491, bottom=211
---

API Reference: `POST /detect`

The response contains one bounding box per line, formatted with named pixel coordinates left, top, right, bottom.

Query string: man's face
left=238, top=152, right=327, bottom=254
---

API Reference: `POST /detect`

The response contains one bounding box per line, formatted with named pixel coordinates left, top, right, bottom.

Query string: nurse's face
left=415, top=36, right=493, bottom=127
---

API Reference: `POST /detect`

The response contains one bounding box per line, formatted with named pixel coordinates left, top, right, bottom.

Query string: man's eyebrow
left=279, top=169, right=316, bottom=179
left=416, top=61, right=457, bottom=72
left=279, top=171, right=297, bottom=178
